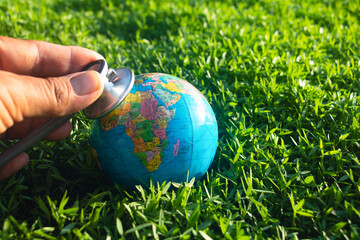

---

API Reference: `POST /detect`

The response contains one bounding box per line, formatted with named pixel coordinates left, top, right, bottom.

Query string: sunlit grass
left=1, top=0, right=360, bottom=239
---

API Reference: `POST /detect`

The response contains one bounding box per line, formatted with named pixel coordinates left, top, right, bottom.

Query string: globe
left=90, top=73, right=218, bottom=188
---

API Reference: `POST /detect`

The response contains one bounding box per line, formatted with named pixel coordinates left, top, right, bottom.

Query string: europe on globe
left=90, top=73, right=218, bottom=188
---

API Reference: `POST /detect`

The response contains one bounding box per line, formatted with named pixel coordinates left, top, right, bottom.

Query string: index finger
left=0, top=36, right=104, bottom=77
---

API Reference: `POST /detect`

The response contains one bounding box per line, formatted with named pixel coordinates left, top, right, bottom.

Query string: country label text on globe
left=90, top=73, right=218, bottom=187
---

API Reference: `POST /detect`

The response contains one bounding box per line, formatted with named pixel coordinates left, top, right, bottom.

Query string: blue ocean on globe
left=90, top=73, right=218, bottom=188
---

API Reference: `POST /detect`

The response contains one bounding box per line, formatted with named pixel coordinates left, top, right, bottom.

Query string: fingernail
left=70, top=71, right=102, bottom=96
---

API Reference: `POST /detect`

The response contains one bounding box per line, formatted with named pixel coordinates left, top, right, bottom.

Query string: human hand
left=0, top=36, right=104, bottom=181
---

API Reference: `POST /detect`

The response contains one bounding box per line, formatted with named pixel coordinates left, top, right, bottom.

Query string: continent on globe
left=173, top=139, right=180, bottom=156
left=90, top=73, right=218, bottom=188
left=99, top=74, right=183, bottom=172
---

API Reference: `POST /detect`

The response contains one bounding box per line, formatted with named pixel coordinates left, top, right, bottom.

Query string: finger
left=0, top=152, right=29, bottom=181
left=0, top=118, right=72, bottom=140
left=0, top=36, right=104, bottom=77
left=0, top=70, right=104, bottom=133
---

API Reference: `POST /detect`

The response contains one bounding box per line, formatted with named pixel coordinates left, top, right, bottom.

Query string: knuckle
left=0, top=99, right=15, bottom=134
left=45, top=77, right=73, bottom=116
left=29, top=40, right=41, bottom=76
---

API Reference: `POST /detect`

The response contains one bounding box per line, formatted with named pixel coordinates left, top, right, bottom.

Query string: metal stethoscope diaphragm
left=82, top=59, right=134, bottom=118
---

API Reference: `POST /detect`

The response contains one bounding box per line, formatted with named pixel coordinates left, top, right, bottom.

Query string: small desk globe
left=90, top=73, right=218, bottom=188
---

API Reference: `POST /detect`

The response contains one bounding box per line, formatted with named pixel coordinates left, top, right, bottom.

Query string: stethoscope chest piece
left=81, top=60, right=135, bottom=119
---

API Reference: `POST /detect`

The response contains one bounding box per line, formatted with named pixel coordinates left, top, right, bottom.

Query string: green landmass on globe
left=91, top=73, right=218, bottom=187
left=100, top=73, right=196, bottom=172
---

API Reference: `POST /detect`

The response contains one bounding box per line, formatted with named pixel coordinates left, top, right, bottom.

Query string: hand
left=0, top=36, right=104, bottom=181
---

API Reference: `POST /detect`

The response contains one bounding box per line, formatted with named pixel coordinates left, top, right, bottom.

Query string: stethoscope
left=0, top=60, right=134, bottom=167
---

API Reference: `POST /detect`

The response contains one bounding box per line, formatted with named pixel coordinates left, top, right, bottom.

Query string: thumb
left=0, top=70, right=104, bottom=132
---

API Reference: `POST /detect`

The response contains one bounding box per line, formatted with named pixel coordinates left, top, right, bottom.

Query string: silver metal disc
left=83, top=68, right=135, bottom=119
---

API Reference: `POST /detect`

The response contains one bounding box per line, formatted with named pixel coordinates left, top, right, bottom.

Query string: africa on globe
left=90, top=73, right=218, bottom=188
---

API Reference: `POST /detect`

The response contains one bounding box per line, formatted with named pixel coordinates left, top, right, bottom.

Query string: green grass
left=1, top=0, right=360, bottom=238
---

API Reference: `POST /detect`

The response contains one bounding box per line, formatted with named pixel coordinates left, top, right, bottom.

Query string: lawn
left=1, top=0, right=360, bottom=239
